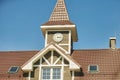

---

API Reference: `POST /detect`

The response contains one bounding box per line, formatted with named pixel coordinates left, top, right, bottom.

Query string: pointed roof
left=21, top=43, right=80, bottom=71
left=41, top=0, right=78, bottom=42
left=49, top=0, right=69, bottom=21
left=42, top=0, right=74, bottom=25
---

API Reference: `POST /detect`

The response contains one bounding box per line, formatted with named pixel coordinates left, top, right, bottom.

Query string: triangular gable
left=21, top=43, right=80, bottom=71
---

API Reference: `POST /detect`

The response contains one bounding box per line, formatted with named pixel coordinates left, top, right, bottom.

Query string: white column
left=61, top=57, right=64, bottom=80
left=68, top=30, right=71, bottom=54
left=51, top=50, right=54, bottom=64
left=45, top=31, right=48, bottom=47
left=39, top=58, right=42, bottom=80
left=39, top=66, right=41, bottom=80
left=72, top=71, right=75, bottom=80
left=28, top=71, right=31, bottom=80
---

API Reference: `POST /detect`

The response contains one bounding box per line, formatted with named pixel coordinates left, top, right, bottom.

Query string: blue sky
left=0, top=0, right=120, bottom=51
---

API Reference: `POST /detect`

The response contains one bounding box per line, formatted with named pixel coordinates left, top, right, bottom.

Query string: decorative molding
left=54, top=56, right=62, bottom=65
left=43, top=56, right=50, bottom=65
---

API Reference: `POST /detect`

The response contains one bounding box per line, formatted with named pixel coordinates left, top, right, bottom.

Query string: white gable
left=21, top=43, right=80, bottom=71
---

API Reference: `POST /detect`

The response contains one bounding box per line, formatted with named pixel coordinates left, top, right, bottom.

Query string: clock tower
left=41, top=0, right=78, bottom=54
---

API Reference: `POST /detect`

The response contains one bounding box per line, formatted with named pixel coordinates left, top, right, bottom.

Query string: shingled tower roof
left=42, top=0, right=74, bottom=25
left=49, top=0, right=69, bottom=21
left=41, top=0, right=78, bottom=41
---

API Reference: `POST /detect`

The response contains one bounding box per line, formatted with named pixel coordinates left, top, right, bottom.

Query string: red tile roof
left=0, top=51, right=38, bottom=75
left=0, top=49, right=120, bottom=79
left=71, top=49, right=120, bottom=79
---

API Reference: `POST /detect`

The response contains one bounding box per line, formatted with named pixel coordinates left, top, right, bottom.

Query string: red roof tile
left=71, top=49, right=120, bottom=79
left=72, top=49, right=120, bottom=73
left=0, top=51, right=38, bottom=75
left=0, top=48, right=120, bottom=79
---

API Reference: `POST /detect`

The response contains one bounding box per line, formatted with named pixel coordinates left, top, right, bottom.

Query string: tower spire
left=41, top=0, right=78, bottom=42
left=49, top=0, right=69, bottom=21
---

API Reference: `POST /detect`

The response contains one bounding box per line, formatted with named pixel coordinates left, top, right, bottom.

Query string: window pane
left=53, top=68, right=61, bottom=79
left=42, top=68, right=50, bottom=79
left=90, top=66, right=97, bottom=71
left=42, top=68, right=61, bottom=80
left=8, top=66, right=19, bottom=73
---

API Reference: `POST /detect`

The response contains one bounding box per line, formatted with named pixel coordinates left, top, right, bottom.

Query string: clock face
left=53, top=33, right=63, bottom=42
